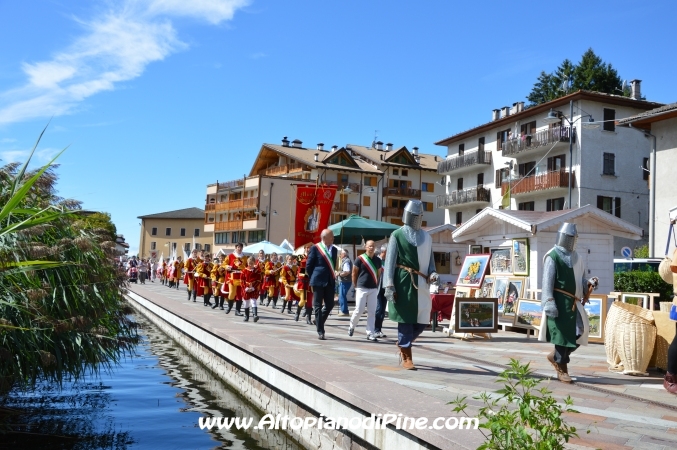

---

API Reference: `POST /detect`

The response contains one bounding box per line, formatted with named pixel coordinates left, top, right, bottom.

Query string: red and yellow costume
left=242, top=264, right=262, bottom=300
left=280, top=262, right=299, bottom=302
left=212, top=257, right=228, bottom=297
left=296, top=254, right=311, bottom=308
left=226, top=253, right=248, bottom=300
left=195, top=258, right=212, bottom=296
left=183, top=256, right=196, bottom=290
left=264, top=259, right=283, bottom=298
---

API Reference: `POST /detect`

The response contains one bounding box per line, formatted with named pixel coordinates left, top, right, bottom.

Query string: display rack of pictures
left=585, top=294, right=608, bottom=343
left=488, top=244, right=529, bottom=324
left=456, top=254, right=491, bottom=288
left=619, top=292, right=659, bottom=311
left=454, top=298, right=499, bottom=333
left=512, top=299, right=543, bottom=336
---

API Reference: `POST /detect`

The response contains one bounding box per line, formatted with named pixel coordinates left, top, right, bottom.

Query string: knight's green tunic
left=388, top=228, right=419, bottom=324
left=546, top=249, right=578, bottom=348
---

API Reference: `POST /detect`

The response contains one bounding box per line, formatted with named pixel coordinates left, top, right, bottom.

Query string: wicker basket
left=605, top=302, right=655, bottom=370
left=659, top=257, right=674, bottom=284
left=617, top=321, right=656, bottom=376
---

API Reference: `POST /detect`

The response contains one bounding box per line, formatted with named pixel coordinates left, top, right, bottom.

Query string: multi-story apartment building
left=205, top=138, right=445, bottom=253
left=436, top=85, right=663, bottom=254
left=138, top=208, right=213, bottom=259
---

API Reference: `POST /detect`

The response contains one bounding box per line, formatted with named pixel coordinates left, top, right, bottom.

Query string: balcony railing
left=501, top=170, right=574, bottom=196
left=216, top=179, right=244, bottom=191
left=262, top=163, right=306, bottom=177
left=333, top=202, right=359, bottom=214
left=205, top=203, right=215, bottom=211
left=214, top=221, right=242, bottom=231
left=382, top=207, right=405, bottom=217
left=437, top=150, right=492, bottom=174
left=436, top=186, right=491, bottom=208
left=501, top=126, right=575, bottom=157
left=211, top=197, right=258, bottom=212
left=383, top=187, right=421, bottom=199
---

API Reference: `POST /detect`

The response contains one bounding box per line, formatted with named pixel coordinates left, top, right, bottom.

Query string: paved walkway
left=130, top=282, right=677, bottom=450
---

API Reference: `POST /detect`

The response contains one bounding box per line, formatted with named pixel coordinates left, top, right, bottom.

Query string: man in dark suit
left=305, top=229, right=339, bottom=340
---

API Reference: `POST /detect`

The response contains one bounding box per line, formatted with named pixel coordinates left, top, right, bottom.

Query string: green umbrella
left=328, top=214, right=400, bottom=243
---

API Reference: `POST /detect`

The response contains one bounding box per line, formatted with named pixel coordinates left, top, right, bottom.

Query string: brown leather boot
left=664, top=373, right=677, bottom=394
left=547, top=350, right=572, bottom=383
left=397, top=346, right=416, bottom=370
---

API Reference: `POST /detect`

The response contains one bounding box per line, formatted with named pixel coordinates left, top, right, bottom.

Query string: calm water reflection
left=3, top=313, right=302, bottom=450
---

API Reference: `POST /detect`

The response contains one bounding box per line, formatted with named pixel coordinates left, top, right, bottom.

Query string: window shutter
left=643, top=158, right=649, bottom=181
left=614, top=197, right=621, bottom=218
left=495, top=169, right=501, bottom=188
left=546, top=199, right=552, bottom=212
left=597, top=196, right=604, bottom=210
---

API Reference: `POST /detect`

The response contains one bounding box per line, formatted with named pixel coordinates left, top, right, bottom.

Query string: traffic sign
left=621, top=247, right=632, bottom=259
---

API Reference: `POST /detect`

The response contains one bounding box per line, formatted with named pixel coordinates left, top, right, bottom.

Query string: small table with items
left=430, top=292, right=455, bottom=332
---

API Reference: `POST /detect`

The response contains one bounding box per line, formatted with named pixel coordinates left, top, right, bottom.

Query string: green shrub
left=614, top=271, right=673, bottom=301
left=450, top=359, right=583, bottom=450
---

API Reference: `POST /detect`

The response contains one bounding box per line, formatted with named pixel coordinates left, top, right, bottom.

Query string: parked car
left=613, top=258, right=662, bottom=274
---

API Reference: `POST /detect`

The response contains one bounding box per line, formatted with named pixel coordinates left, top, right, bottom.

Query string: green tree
left=0, top=130, right=137, bottom=395
left=77, top=212, right=118, bottom=241
left=527, top=49, right=624, bottom=106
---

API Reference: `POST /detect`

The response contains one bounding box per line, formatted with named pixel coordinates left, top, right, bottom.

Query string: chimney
left=412, top=146, right=419, bottom=156
left=331, top=145, right=338, bottom=152
left=376, top=141, right=383, bottom=150
left=630, top=79, right=642, bottom=100
left=314, top=153, right=319, bottom=162
left=281, top=136, right=289, bottom=147
left=385, top=143, right=393, bottom=151
left=292, top=139, right=302, bottom=148
left=492, top=109, right=500, bottom=121
left=317, top=143, right=324, bottom=151
left=516, top=101, right=524, bottom=112
left=501, top=106, right=510, bottom=118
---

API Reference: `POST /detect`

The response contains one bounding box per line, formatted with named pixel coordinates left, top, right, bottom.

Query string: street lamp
left=542, top=101, right=594, bottom=209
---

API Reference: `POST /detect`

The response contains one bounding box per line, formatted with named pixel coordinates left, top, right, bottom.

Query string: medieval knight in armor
left=540, top=222, right=598, bottom=383
left=383, top=200, right=438, bottom=370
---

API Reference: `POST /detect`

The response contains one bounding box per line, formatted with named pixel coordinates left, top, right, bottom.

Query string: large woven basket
left=659, top=257, right=674, bottom=284
left=605, top=302, right=655, bottom=370
left=617, top=322, right=656, bottom=375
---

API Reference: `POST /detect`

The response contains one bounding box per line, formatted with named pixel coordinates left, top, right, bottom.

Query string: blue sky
left=1, top=0, right=675, bottom=255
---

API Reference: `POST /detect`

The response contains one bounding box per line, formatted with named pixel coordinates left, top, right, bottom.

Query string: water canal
left=2, top=311, right=302, bottom=450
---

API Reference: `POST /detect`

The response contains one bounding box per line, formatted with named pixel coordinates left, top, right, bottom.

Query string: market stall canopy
left=328, top=214, right=400, bottom=242
left=241, top=241, right=292, bottom=256
left=279, top=239, right=295, bottom=252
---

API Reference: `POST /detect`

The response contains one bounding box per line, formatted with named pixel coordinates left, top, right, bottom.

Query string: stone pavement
left=130, top=282, right=677, bottom=449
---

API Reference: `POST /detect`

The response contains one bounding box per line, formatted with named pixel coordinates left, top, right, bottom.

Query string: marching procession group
left=156, top=243, right=314, bottom=324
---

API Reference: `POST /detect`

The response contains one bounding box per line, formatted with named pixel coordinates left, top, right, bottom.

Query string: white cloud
left=0, top=147, right=62, bottom=164
left=0, top=0, right=250, bottom=125
left=249, top=52, right=267, bottom=59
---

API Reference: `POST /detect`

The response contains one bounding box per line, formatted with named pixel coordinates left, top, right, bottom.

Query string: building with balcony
left=205, top=138, right=446, bottom=253
left=138, top=208, right=213, bottom=260
left=435, top=85, right=663, bottom=255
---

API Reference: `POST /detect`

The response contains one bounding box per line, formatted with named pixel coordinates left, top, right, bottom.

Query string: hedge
left=614, top=271, right=674, bottom=301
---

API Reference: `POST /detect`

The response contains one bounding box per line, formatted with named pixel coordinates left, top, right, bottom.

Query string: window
left=337, top=173, right=349, bottom=188
left=184, top=243, right=190, bottom=252
left=495, top=168, right=510, bottom=188
left=402, top=170, right=408, bottom=176
left=478, top=137, right=485, bottom=152
left=363, top=196, right=371, bottom=206
left=455, top=211, right=462, bottom=226
left=150, top=242, right=156, bottom=250
left=204, top=244, right=211, bottom=252
left=603, top=153, right=615, bottom=175
left=422, top=202, right=433, bottom=212
left=547, top=197, right=565, bottom=211
left=195, top=243, right=201, bottom=251
left=597, top=196, right=613, bottom=214
left=172, top=242, right=177, bottom=250
left=180, top=228, right=186, bottom=237
left=520, top=120, right=537, bottom=136
left=614, top=197, right=621, bottom=218
left=603, top=108, right=616, bottom=132
left=457, top=177, right=463, bottom=191
left=518, top=201, right=535, bottom=211
left=477, top=173, right=484, bottom=186
left=421, top=182, right=434, bottom=192
left=151, top=227, right=157, bottom=236
left=476, top=209, right=483, bottom=214
left=393, top=169, right=399, bottom=175
left=496, top=129, right=510, bottom=150
left=215, top=232, right=228, bottom=244
left=458, top=143, right=464, bottom=156
left=194, top=228, right=200, bottom=237
left=518, top=161, right=536, bottom=177
left=248, top=230, right=265, bottom=243
left=165, top=227, right=171, bottom=236
left=421, top=221, right=427, bottom=227
left=643, top=158, right=649, bottom=181
left=547, top=154, right=566, bottom=171
left=364, top=176, right=377, bottom=186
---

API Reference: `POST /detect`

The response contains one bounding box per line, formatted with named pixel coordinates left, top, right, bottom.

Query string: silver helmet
left=402, top=200, right=424, bottom=231
left=556, top=222, right=578, bottom=252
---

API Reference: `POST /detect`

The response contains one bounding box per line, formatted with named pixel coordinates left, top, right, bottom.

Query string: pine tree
left=526, top=71, right=558, bottom=105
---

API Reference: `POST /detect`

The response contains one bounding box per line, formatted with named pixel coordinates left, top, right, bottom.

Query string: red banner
left=294, top=184, right=337, bottom=248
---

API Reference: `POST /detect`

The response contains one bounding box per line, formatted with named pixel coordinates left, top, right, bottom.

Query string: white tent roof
left=452, top=205, right=644, bottom=242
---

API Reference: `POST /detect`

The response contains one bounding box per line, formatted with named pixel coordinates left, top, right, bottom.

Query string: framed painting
left=621, top=293, right=650, bottom=310
left=490, top=247, right=513, bottom=275
left=492, top=277, right=509, bottom=315
left=454, top=286, right=472, bottom=299
left=512, top=238, right=529, bottom=276
left=585, top=295, right=607, bottom=343
left=469, top=244, right=483, bottom=255
left=512, top=299, right=543, bottom=332
left=456, top=254, right=491, bottom=288
left=478, top=275, right=495, bottom=298
left=503, top=277, right=525, bottom=317
left=454, top=298, right=499, bottom=333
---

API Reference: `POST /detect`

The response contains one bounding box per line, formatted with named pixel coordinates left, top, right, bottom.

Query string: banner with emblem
left=294, top=184, right=337, bottom=248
